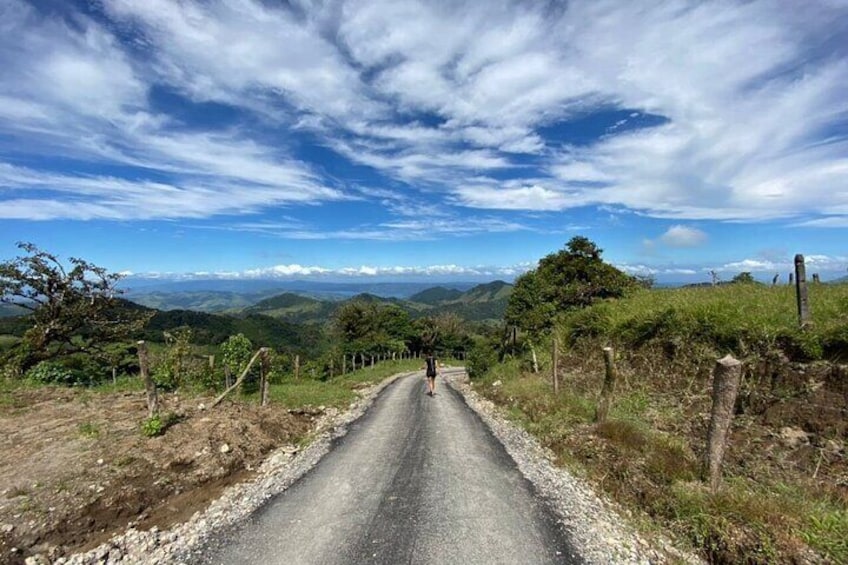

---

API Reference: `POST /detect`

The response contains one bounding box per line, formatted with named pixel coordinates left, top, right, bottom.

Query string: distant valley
left=125, top=280, right=514, bottom=324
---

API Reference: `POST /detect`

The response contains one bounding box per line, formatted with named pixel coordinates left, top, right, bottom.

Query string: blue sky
left=1, top=0, right=847, bottom=284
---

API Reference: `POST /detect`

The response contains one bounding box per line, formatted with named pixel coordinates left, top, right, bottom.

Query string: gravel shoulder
left=55, top=369, right=700, bottom=564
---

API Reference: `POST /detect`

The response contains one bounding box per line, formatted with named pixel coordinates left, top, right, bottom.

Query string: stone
left=219, top=443, right=231, bottom=454
left=1, top=524, right=13, bottom=533
left=779, top=426, right=810, bottom=448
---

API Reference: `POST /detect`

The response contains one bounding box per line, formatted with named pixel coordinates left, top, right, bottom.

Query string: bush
left=26, top=361, right=80, bottom=386
left=466, top=341, right=498, bottom=379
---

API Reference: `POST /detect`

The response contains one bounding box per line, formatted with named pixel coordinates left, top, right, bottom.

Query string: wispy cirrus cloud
left=1, top=0, right=847, bottom=231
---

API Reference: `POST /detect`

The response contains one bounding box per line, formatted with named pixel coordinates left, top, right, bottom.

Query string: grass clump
left=267, top=359, right=422, bottom=410
left=77, top=421, right=100, bottom=438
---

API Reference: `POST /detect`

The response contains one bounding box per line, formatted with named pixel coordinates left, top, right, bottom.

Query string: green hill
left=456, top=280, right=512, bottom=303
left=127, top=290, right=275, bottom=312
left=409, top=286, right=464, bottom=305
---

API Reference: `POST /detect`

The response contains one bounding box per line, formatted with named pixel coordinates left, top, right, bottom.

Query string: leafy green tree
left=505, top=236, right=638, bottom=334
left=221, top=333, right=253, bottom=377
left=731, top=272, right=757, bottom=284
left=0, top=242, right=150, bottom=370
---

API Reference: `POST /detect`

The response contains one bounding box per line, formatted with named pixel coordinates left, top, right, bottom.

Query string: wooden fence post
left=342, top=354, right=347, bottom=375
left=208, top=355, right=215, bottom=370
left=704, top=355, right=742, bottom=492
left=260, top=348, right=270, bottom=407
left=594, top=347, right=617, bottom=424
left=552, top=337, right=560, bottom=395
left=294, top=354, right=300, bottom=380
left=795, top=254, right=812, bottom=328
left=329, top=358, right=334, bottom=380
left=137, top=340, right=158, bottom=418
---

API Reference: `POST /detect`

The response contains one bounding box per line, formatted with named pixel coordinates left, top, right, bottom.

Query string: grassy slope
left=475, top=282, right=848, bottom=563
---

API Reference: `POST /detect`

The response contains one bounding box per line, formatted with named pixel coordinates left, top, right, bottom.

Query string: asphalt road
left=201, top=370, right=581, bottom=564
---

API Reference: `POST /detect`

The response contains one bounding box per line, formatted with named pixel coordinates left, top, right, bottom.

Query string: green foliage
left=77, top=421, right=100, bottom=438
left=560, top=283, right=848, bottom=361
left=466, top=339, right=498, bottom=379
left=333, top=301, right=415, bottom=356
left=140, top=411, right=180, bottom=438
left=221, top=333, right=253, bottom=376
left=731, top=271, right=757, bottom=284
left=26, top=361, right=80, bottom=386
left=0, top=243, right=151, bottom=369
left=505, top=236, right=638, bottom=335
left=141, top=414, right=164, bottom=437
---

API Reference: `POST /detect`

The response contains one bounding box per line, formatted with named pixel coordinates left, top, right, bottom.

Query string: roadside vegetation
left=468, top=237, right=848, bottom=563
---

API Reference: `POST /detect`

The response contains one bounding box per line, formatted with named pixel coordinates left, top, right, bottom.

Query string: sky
left=1, top=0, right=847, bottom=284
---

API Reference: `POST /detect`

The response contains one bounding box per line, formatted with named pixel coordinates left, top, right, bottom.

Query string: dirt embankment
left=0, top=387, right=314, bottom=565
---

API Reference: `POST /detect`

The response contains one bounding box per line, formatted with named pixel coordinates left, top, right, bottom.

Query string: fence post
left=342, top=354, right=347, bottom=375
left=594, top=347, right=617, bottom=424
left=370, top=355, right=375, bottom=368
left=329, top=358, right=334, bottom=380
left=294, top=354, right=300, bottom=380
left=552, top=337, right=560, bottom=395
left=260, top=348, right=270, bottom=407
left=704, top=355, right=742, bottom=492
left=137, top=340, right=158, bottom=418
left=795, top=254, right=812, bottom=328
left=208, top=354, right=215, bottom=370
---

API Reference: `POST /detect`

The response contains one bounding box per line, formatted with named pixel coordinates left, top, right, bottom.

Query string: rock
left=219, top=443, right=231, bottom=454
left=1, top=524, right=13, bottom=533
left=492, top=380, right=502, bottom=387
left=198, top=403, right=206, bottom=411
left=779, top=426, right=810, bottom=448
left=824, top=439, right=844, bottom=455
left=96, top=458, right=104, bottom=465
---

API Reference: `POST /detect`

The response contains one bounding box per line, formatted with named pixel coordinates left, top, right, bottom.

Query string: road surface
left=200, top=370, right=581, bottom=564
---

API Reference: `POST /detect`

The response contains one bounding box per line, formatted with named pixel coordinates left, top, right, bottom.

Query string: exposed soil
left=0, top=387, right=314, bottom=564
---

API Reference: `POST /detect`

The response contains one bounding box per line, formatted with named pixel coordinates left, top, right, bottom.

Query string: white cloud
left=0, top=0, right=847, bottom=226
left=142, top=262, right=534, bottom=280
left=659, top=225, right=708, bottom=248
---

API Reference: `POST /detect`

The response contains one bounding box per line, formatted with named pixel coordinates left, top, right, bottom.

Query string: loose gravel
left=52, top=370, right=700, bottom=565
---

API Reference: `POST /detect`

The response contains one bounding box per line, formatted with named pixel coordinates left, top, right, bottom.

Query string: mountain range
left=124, top=280, right=513, bottom=323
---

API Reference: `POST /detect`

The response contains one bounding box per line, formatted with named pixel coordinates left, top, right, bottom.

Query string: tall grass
left=266, top=358, right=423, bottom=409
left=474, top=282, right=848, bottom=563
left=563, top=283, right=848, bottom=361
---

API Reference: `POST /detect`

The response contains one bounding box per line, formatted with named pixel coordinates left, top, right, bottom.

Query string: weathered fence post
left=329, top=358, right=334, bottom=380
left=208, top=355, right=215, bottom=370
left=552, top=337, right=560, bottom=395
left=294, top=354, right=300, bottom=380
left=594, top=347, right=617, bottom=424
left=342, top=354, right=347, bottom=375
left=795, top=254, right=812, bottom=328
left=259, top=348, right=270, bottom=407
left=137, top=340, right=158, bottom=418
left=704, top=354, right=742, bottom=492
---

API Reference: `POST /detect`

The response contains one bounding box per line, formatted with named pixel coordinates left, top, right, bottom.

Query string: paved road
left=201, top=370, right=581, bottom=564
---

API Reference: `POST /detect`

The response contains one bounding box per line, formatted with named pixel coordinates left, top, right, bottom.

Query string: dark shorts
left=426, top=372, right=436, bottom=379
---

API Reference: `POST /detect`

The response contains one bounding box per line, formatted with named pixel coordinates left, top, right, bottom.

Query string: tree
left=731, top=272, right=756, bottom=284
left=505, top=236, right=639, bottom=334
left=0, top=242, right=150, bottom=369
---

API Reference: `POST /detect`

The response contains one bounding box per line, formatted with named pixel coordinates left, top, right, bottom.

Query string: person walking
left=423, top=352, right=439, bottom=396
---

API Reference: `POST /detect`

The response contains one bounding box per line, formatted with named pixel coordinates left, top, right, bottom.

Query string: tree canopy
left=0, top=243, right=150, bottom=368
left=505, top=236, right=639, bottom=334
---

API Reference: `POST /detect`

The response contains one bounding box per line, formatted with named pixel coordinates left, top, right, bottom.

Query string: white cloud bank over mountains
left=1, top=0, right=846, bottom=225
